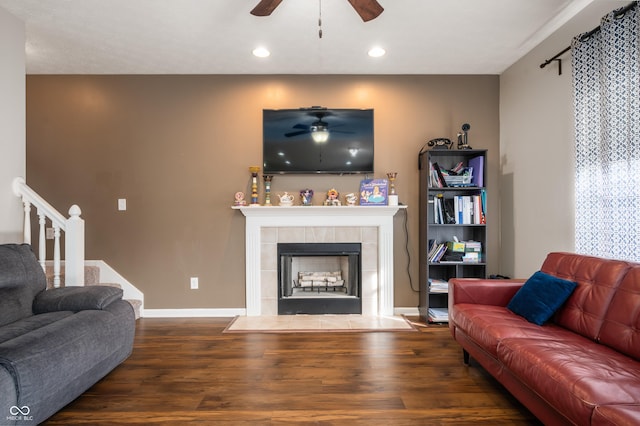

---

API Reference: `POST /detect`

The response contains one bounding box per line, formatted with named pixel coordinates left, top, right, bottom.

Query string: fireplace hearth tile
left=225, top=315, right=416, bottom=332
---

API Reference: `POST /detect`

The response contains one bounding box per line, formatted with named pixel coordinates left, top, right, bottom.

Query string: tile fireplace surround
left=234, top=206, right=405, bottom=316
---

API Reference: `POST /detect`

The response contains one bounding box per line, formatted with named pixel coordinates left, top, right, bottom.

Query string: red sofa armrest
left=449, top=278, right=526, bottom=308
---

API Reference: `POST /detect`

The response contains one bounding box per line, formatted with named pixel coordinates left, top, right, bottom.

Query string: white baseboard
left=142, top=307, right=418, bottom=318
left=142, top=308, right=246, bottom=318
left=394, top=307, right=419, bottom=316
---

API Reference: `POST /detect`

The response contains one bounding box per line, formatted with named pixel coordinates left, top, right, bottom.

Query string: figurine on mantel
left=234, top=191, right=247, bottom=206
left=345, top=193, right=357, bottom=206
left=324, top=188, right=342, bottom=206
left=277, top=192, right=294, bottom=207
left=300, top=189, right=314, bottom=206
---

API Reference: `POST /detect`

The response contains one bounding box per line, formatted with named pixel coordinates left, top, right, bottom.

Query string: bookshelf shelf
left=418, top=149, right=488, bottom=323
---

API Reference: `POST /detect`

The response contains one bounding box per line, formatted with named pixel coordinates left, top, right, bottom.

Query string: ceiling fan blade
left=285, top=129, right=310, bottom=138
left=250, top=0, right=284, bottom=17
left=346, top=0, right=384, bottom=22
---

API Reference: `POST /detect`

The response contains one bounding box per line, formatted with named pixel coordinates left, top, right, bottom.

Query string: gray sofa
left=0, top=244, right=135, bottom=424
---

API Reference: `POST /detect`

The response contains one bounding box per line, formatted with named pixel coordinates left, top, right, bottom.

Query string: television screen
left=262, top=108, right=374, bottom=174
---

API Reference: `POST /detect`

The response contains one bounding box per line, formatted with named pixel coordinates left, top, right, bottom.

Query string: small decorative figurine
left=234, top=191, right=247, bottom=206
left=300, top=189, right=314, bottom=206
left=324, top=188, right=342, bottom=206
left=345, top=193, right=357, bottom=206
left=249, top=166, right=260, bottom=206
left=263, top=175, right=273, bottom=206
left=277, top=192, right=294, bottom=207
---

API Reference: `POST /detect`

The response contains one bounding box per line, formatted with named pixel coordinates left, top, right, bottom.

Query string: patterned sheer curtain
left=573, top=3, right=640, bottom=261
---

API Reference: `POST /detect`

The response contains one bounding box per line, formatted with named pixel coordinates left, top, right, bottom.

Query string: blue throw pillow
left=507, top=271, right=577, bottom=325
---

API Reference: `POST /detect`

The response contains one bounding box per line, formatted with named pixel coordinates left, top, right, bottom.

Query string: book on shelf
left=468, top=155, right=484, bottom=187
left=431, top=162, right=448, bottom=188
left=428, top=243, right=447, bottom=262
left=452, top=194, right=487, bottom=225
left=428, top=278, right=448, bottom=293
left=428, top=307, right=449, bottom=322
left=433, top=194, right=456, bottom=225
left=462, top=252, right=480, bottom=263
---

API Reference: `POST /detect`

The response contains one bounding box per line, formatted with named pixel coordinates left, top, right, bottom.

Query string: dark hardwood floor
left=44, top=317, right=540, bottom=425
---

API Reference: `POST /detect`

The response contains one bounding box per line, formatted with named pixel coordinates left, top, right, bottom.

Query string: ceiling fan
left=251, top=0, right=384, bottom=22
left=285, top=111, right=351, bottom=143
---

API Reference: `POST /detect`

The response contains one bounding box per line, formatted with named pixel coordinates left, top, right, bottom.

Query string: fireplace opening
left=278, top=243, right=362, bottom=315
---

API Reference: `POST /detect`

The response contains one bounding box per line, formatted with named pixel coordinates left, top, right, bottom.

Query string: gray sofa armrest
left=33, top=286, right=123, bottom=313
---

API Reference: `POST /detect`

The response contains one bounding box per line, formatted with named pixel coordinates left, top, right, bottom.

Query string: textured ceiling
left=0, top=0, right=601, bottom=74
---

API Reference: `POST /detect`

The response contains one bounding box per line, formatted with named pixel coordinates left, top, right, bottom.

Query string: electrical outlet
left=46, top=227, right=54, bottom=240
left=190, top=277, right=199, bottom=290
left=118, top=198, right=127, bottom=211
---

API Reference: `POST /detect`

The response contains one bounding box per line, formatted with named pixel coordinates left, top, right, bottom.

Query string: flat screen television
left=262, top=108, right=374, bottom=174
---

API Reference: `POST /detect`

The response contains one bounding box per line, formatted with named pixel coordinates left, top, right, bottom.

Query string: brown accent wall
left=26, top=75, right=499, bottom=310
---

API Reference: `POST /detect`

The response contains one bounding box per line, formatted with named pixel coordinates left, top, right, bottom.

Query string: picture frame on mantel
left=359, top=179, right=389, bottom=206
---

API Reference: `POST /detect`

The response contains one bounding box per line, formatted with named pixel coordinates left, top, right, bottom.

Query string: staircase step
left=87, top=282, right=122, bottom=289
left=44, top=264, right=101, bottom=287
left=126, top=299, right=142, bottom=320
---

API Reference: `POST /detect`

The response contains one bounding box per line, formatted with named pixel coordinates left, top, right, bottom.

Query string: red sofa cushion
left=592, top=405, right=640, bottom=425
left=541, top=252, right=630, bottom=340
left=599, top=266, right=640, bottom=361
left=453, top=304, right=578, bottom=357
left=499, top=337, right=640, bottom=426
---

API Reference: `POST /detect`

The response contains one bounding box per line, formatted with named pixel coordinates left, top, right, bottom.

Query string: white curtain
left=573, top=3, right=640, bottom=261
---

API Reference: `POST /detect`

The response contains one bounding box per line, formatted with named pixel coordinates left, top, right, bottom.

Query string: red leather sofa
left=449, top=252, right=640, bottom=425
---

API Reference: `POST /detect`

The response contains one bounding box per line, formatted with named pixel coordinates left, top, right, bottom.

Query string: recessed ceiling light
left=252, top=47, right=270, bottom=58
left=368, top=47, right=386, bottom=58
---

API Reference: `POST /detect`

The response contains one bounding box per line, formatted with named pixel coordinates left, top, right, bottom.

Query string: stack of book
left=463, top=240, right=482, bottom=263
left=427, top=240, right=447, bottom=263
left=428, top=278, right=449, bottom=293
left=428, top=307, right=449, bottom=322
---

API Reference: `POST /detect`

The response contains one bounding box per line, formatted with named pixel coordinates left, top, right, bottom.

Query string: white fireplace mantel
left=234, top=205, right=405, bottom=316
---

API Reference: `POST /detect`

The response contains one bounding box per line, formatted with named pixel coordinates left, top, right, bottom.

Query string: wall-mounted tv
left=262, top=108, right=374, bottom=174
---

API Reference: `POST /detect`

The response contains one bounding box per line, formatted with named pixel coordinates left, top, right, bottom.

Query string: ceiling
left=0, top=0, right=601, bottom=75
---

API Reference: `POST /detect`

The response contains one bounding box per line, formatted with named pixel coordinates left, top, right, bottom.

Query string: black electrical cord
left=401, top=207, right=419, bottom=293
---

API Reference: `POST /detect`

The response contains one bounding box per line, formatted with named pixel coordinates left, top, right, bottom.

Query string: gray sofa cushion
left=33, top=286, right=123, bottom=313
left=0, top=312, right=73, bottom=345
left=0, top=244, right=46, bottom=327
left=0, top=301, right=135, bottom=424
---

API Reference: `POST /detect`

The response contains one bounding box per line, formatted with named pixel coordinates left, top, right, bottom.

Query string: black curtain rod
left=540, top=1, right=637, bottom=73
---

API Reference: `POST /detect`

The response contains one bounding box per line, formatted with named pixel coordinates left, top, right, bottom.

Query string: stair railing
left=12, top=177, right=85, bottom=287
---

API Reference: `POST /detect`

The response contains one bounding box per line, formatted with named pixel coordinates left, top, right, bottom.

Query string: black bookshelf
left=418, top=149, right=488, bottom=323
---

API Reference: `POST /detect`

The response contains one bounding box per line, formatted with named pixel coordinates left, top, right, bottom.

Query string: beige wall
left=0, top=7, right=25, bottom=243
left=26, top=75, right=499, bottom=310
left=499, top=1, right=629, bottom=277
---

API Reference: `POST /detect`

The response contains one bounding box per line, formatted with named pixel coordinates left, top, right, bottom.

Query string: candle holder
left=386, top=172, right=398, bottom=206
left=263, top=175, right=273, bottom=206
left=249, top=166, right=260, bottom=206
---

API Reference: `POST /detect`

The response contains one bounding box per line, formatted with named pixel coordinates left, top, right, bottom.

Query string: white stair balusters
left=12, top=177, right=85, bottom=287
